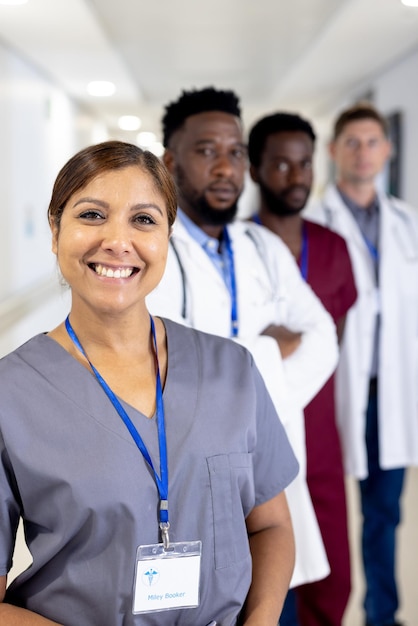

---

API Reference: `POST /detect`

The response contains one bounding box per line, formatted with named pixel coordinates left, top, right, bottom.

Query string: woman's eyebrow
left=72, top=198, right=163, bottom=216
left=131, top=203, right=164, bottom=216
left=73, top=197, right=108, bottom=208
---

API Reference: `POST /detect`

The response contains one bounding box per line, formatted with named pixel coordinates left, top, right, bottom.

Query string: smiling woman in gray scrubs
left=0, top=140, right=298, bottom=626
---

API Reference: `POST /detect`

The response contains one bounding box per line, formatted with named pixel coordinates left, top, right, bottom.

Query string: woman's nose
left=100, top=219, right=132, bottom=254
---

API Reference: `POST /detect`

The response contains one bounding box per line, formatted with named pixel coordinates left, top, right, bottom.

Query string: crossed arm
left=261, top=324, right=302, bottom=359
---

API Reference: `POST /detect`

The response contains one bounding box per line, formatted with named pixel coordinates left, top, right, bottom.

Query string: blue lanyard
left=65, top=315, right=170, bottom=544
left=299, top=224, right=308, bottom=281
left=222, top=227, right=239, bottom=337
left=251, top=214, right=261, bottom=226
left=362, top=235, right=379, bottom=263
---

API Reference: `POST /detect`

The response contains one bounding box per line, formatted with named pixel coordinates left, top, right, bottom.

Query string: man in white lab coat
left=147, top=87, right=339, bottom=591
left=305, top=103, right=418, bottom=626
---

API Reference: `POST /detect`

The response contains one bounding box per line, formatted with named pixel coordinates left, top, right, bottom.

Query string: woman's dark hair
left=48, top=140, right=177, bottom=231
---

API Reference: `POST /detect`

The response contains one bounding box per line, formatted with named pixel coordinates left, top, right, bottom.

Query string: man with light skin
left=306, top=103, right=418, bottom=626
left=248, top=112, right=357, bottom=626
left=147, top=87, right=340, bottom=611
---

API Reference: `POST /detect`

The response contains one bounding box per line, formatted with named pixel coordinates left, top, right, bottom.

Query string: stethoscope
left=170, top=226, right=277, bottom=330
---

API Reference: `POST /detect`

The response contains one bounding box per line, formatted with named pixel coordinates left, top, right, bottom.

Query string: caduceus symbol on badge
left=144, top=568, right=159, bottom=586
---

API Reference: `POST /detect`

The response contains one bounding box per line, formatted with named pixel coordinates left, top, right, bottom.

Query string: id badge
left=132, top=541, right=202, bottom=614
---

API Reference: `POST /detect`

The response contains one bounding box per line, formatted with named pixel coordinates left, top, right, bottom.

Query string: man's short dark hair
left=333, top=102, right=389, bottom=140
left=162, top=86, right=241, bottom=147
left=248, top=112, right=316, bottom=167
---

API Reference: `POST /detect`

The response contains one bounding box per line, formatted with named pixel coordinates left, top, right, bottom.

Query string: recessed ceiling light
left=401, top=0, right=418, bottom=5
left=136, top=134, right=164, bottom=156
left=149, top=142, right=164, bottom=157
left=87, top=81, right=116, bottom=97
left=118, top=115, right=142, bottom=131
left=137, top=131, right=157, bottom=148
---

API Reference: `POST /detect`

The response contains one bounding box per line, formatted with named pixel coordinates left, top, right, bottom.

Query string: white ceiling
left=0, top=0, right=417, bottom=142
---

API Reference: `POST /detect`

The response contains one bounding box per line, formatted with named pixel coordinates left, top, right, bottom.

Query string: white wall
left=0, top=44, right=67, bottom=298
left=0, top=39, right=106, bottom=303
left=374, top=47, right=418, bottom=206
left=0, top=39, right=109, bottom=356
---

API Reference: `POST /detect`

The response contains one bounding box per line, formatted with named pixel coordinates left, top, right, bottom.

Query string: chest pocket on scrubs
left=206, top=453, right=254, bottom=570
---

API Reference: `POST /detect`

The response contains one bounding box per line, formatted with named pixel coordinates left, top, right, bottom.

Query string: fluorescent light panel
left=118, top=115, right=142, bottom=131
left=87, top=81, right=116, bottom=97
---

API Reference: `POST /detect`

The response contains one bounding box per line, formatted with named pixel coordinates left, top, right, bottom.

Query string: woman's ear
left=50, top=218, right=59, bottom=255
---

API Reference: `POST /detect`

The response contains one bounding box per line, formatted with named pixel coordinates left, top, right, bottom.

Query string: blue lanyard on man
left=362, top=235, right=379, bottom=263
left=65, top=315, right=171, bottom=547
left=299, top=224, right=309, bottom=282
left=222, top=227, right=239, bottom=337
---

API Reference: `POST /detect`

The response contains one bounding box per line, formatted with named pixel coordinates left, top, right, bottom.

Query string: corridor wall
left=0, top=38, right=106, bottom=355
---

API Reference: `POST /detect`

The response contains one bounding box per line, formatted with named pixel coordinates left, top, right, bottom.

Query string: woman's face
left=51, top=165, right=170, bottom=316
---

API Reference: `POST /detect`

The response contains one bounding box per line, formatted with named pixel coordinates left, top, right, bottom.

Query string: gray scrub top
left=0, top=318, right=298, bottom=626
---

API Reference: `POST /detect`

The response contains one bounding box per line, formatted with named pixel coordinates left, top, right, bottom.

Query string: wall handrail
left=0, top=277, right=65, bottom=334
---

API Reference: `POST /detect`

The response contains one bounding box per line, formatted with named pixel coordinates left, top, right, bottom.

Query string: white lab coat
left=305, top=184, right=418, bottom=479
left=147, top=218, right=339, bottom=587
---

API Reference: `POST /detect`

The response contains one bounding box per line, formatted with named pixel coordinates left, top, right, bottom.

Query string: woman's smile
left=89, top=262, right=139, bottom=279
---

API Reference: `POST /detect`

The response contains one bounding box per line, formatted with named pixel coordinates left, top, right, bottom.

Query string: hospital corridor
left=1, top=1, right=418, bottom=625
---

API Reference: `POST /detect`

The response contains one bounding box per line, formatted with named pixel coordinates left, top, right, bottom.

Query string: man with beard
left=248, top=112, right=357, bottom=626
left=147, top=87, right=339, bottom=595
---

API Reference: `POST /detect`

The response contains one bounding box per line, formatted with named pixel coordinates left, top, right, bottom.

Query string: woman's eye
left=134, top=214, right=156, bottom=225
left=79, top=210, right=104, bottom=220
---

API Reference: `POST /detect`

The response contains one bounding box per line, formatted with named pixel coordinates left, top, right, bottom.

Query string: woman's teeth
left=93, top=264, right=134, bottom=278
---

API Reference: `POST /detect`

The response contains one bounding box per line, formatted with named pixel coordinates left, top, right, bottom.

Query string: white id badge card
left=132, top=541, right=202, bottom=614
